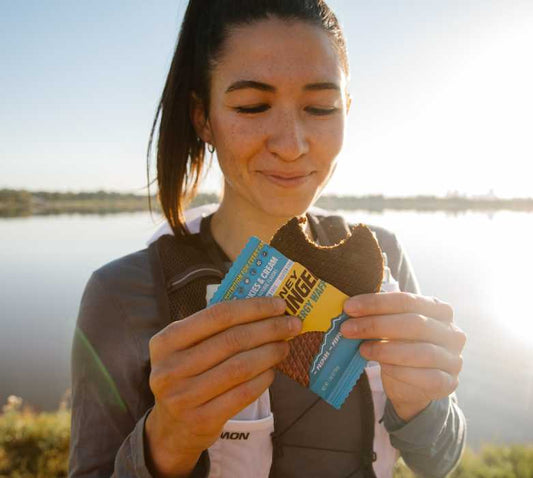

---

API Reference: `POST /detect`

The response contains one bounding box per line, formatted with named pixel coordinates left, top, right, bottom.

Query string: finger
left=175, top=342, right=288, bottom=408
left=344, top=292, right=454, bottom=323
left=150, top=297, right=286, bottom=358
left=190, top=369, right=275, bottom=435
left=169, top=315, right=302, bottom=378
left=380, top=363, right=459, bottom=400
left=360, top=341, right=463, bottom=375
left=341, top=313, right=467, bottom=352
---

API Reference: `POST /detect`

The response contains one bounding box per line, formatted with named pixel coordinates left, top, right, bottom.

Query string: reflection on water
left=0, top=210, right=532, bottom=447
left=343, top=210, right=533, bottom=447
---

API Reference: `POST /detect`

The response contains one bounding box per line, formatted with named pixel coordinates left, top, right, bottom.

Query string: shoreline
left=1, top=189, right=532, bottom=217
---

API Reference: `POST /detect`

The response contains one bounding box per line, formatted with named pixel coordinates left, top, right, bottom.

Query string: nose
left=266, top=109, right=309, bottom=161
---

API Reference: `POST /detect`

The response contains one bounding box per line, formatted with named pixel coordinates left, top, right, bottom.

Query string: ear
left=190, top=92, right=214, bottom=144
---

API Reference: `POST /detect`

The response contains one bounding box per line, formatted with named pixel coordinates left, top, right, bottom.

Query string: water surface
left=0, top=210, right=532, bottom=447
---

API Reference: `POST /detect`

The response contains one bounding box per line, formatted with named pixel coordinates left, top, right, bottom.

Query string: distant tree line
left=315, top=193, right=533, bottom=213
left=1, top=188, right=532, bottom=217
left=0, top=189, right=33, bottom=216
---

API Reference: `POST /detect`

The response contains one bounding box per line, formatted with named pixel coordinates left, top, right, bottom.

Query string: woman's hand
left=340, top=292, right=466, bottom=422
left=145, top=297, right=301, bottom=478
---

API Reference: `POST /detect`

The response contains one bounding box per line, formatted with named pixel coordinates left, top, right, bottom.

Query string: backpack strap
left=148, top=214, right=378, bottom=477
left=148, top=232, right=224, bottom=323
left=269, top=212, right=377, bottom=478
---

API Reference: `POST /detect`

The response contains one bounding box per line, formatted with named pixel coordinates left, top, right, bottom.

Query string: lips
left=258, top=170, right=314, bottom=188
left=260, top=170, right=312, bottom=179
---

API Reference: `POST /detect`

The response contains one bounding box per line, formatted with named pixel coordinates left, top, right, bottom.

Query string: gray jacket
left=69, top=217, right=466, bottom=477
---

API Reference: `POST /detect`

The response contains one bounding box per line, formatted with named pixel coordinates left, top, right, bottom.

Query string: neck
left=211, top=194, right=311, bottom=262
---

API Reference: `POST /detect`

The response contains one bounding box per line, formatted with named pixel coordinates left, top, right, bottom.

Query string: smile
left=258, top=171, right=314, bottom=188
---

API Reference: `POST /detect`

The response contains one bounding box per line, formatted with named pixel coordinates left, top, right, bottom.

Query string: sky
left=1, top=0, right=532, bottom=198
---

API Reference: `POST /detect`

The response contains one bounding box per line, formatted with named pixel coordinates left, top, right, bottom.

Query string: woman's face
left=193, top=17, right=350, bottom=218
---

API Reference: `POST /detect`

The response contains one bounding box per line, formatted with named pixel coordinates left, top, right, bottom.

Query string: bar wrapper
left=208, top=236, right=368, bottom=409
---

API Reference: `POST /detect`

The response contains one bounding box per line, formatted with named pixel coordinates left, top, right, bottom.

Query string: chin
left=259, top=197, right=313, bottom=220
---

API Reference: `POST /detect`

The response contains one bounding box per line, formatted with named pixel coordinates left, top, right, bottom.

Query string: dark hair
left=147, top=0, right=349, bottom=237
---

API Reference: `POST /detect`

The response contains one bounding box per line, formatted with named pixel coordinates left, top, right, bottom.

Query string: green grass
left=393, top=446, right=533, bottom=477
left=1, top=395, right=532, bottom=477
left=0, top=397, right=69, bottom=478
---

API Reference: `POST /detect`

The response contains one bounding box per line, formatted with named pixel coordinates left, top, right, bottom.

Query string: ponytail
left=147, top=1, right=211, bottom=237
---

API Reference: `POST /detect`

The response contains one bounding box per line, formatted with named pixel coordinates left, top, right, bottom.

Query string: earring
left=207, top=143, right=215, bottom=154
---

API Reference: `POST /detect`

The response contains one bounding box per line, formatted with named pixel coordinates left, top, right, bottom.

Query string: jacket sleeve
left=68, top=271, right=210, bottom=478
left=380, top=231, right=467, bottom=477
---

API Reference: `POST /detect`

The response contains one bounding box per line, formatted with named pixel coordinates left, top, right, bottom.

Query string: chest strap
left=149, top=213, right=377, bottom=477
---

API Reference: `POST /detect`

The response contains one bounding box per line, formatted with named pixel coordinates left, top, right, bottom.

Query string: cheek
left=214, top=115, right=265, bottom=160
left=212, top=119, right=264, bottom=187
left=312, top=117, right=345, bottom=169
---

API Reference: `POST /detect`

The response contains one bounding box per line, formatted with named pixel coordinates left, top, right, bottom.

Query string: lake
left=1, top=209, right=532, bottom=448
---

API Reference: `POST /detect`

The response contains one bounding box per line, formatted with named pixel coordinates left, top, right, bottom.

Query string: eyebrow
left=225, top=80, right=340, bottom=93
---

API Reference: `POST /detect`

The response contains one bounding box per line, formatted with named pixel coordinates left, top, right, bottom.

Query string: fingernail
left=344, top=298, right=361, bottom=315
left=341, top=322, right=357, bottom=336
left=289, top=317, right=303, bottom=335
left=359, top=342, right=370, bottom=358
left=274, top=297, right=286, bottom=311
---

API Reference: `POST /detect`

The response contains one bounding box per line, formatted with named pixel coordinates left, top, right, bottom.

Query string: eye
left=306, top=107, right=339, bottom=116
left=233, top=105, right=339, bottom=116
left=234, top=104, right=270, bottom=114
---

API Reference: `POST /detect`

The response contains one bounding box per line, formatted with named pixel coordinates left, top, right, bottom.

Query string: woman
left=69, top=1, right=466, bottom=477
